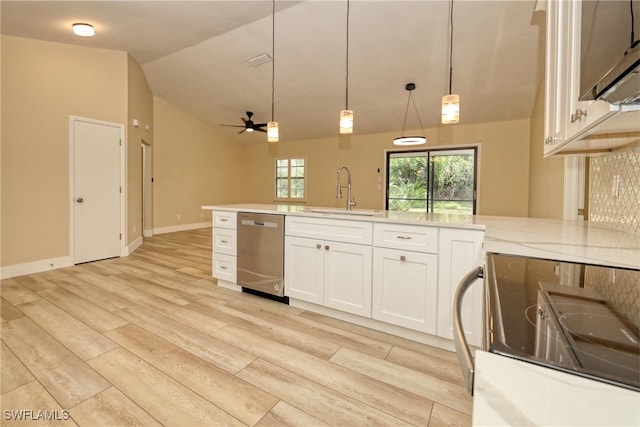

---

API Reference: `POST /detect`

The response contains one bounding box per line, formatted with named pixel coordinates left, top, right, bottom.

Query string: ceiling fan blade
left=220, top=124, right=245, bottom=128
left=238, top=129, right=246, bottom=134
left=241, top=117, right=248, bottom=124
left=253, top=123, right=268, bottom=128
left=256, top=128, right=267, bottom=133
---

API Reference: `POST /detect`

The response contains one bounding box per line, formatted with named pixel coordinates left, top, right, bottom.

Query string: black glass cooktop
left=485, top=253, right=640, bottom=392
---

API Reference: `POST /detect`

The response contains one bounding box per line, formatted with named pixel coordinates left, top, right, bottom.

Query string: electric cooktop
left=485, top=253, right=640, bottom=392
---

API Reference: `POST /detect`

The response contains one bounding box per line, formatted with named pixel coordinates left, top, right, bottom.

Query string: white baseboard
left=153, top=222, right=211, bottom=235
left=143, top=229, right=154, bottom=237
left=1, top=256, right=74, bottom=280
left=125, top=237, right=143, bottom=255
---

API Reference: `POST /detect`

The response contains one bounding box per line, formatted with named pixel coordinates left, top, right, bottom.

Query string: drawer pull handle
left=316, top=244, right=322, bottom=249
left=397, top=236, right=412, bottom=240
left=400, top=255, right=406, bottom=261
left=220, top=266, right=228, bottom=270
left=220, top=218, right=228, bottom=222
left=221, top=240, right=228, bottom=243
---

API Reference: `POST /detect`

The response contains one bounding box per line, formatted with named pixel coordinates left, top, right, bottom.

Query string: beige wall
left=127, top=55, right=154, bottom=244
left=152, top=97, right=245, bottom=228
left=241, top=119, right=532, bottom=216
left=1, top=36, right=127, bottom=266
left=527, top=77, right=564, bottom=219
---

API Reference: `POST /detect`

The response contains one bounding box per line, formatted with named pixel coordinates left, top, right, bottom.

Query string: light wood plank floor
left=1, top=228, right=472, bottom=426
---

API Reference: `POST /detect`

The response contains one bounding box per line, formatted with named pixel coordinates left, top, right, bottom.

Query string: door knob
left=76, top=197, right=84, bottom=203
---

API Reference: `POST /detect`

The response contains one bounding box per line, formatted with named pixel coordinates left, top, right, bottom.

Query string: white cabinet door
left=437, top=228, right=484, bottom=347
left=543, top=0, right=619, bottom=156
left=284, top=236, right=324, bottom=304
left=372, top=247, right=437, bottom=334
left=323, top=241, right=372, bottom=317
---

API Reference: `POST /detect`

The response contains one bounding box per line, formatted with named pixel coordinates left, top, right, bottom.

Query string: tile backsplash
left=586, top=145, right=640, bottom=331
left=588, top=145, right=640, bottom=234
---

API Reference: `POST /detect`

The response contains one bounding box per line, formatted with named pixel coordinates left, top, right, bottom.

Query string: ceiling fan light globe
left=246, top=127, right=254, bottom=133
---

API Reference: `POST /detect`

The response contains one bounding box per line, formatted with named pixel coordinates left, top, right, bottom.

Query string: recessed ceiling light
left=72, top=23, right=95, bottom=37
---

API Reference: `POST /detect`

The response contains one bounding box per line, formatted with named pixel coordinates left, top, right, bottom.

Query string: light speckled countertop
left=202, top=204, right=640, bottom=270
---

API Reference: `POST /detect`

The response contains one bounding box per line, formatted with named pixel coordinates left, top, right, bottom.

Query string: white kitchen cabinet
left=543, top=0, right=619, bottom=156
left=285, top=217, right=373, bottom=317
left=212, top=210, right=237, bottom=283
left=372, top=247, right=438, bottom=334
left=284, top=236, right=324, bottom=305
left=371, top=223, right=439, bottom=334
left=437, top=228, right=484, bottom=347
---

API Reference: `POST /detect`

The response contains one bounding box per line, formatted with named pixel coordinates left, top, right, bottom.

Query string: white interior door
left=73, top=119, right=121, bottom=264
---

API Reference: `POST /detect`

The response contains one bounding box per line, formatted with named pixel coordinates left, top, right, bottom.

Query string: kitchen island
left=202, top=204, right=639, bottom=348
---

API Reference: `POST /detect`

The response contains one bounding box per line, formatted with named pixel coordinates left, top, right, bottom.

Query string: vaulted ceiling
left=1, top=1, right=544, bottom=143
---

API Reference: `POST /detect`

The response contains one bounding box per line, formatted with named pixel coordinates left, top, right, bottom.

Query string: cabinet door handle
left=400, top=255, right=406, bottom=261
left=316, top=244, right=322, bottom=249
left=397, top=235, right=412, bottom=240
left=570, top=108, right=587, bottom=123
left=325, top=245, right=330, bottom=250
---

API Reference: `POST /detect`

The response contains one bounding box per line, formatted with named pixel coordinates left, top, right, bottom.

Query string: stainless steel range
left=455, top=253, right=640, bottom=394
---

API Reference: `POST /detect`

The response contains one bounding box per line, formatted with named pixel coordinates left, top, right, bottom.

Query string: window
left=386, top=147, right=477, bottom=214
left=276, top=157, right=305, bottom=201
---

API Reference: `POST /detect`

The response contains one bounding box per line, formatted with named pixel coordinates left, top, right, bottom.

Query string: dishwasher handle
left=453, top=266, right=483, bottom=396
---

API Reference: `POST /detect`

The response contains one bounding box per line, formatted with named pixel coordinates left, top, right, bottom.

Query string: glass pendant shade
left=393, top=136, right=427, bottom=146
left=339, top=110, right=354, bottom=134
left=441, top=94, right=460, bottom=124
left=267, top=121, right=279, bottom=142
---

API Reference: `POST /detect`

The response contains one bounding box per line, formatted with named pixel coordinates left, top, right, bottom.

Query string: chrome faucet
left=336, top=166, right=356, bottom=211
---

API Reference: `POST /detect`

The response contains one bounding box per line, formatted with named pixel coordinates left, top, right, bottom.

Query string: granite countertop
left=202, top=204, right=640, bottom=270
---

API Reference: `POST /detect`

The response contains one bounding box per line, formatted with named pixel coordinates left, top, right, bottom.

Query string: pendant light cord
left=345, top=0, right=350, bottom=110
left=400, top=90, right=425, bottom=137
left=271, top=0, right=276, bottom=122
left=448, top=0, right=454, bottom=95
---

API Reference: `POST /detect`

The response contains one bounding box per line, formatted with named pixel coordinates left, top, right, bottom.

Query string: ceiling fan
left=220, top=111, right=267, bottom=134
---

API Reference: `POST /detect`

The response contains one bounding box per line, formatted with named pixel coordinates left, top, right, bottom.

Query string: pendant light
left=339, top=0, right=353, bottom=134
left=267, top=0, right=279, bottom=142
left=442, top=0, right=460, bottom=124
left=393, top=83, right=427, bottom=146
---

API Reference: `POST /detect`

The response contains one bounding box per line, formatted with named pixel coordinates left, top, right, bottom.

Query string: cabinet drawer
left=213, top=253, right=236, bottom=282
left=213, top=227, right=236, bottom=256
left=373, top=223, right=438, bottom=253
left=213, top=211, right=237, bottom=229
left=286, top=216, right=372, bottom=245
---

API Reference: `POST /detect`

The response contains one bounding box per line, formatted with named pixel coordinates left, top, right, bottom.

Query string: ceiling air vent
left=248, top=53, right=272, bottom=67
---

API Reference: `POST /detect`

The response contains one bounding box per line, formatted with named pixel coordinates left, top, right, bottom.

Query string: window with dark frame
left=386, top=147, right=477, bottom=214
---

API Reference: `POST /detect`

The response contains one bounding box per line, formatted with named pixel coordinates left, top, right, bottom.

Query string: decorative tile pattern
left=588, top=145, right=640, bottom=234
left=586, top=145, right=640, bottom=331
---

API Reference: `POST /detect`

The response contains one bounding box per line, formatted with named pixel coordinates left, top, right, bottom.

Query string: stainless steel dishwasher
left=237, top=212, right=285, bottom=297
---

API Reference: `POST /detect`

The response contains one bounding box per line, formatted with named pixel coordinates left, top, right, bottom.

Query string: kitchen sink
left=308, top=208, right=382, bottom=216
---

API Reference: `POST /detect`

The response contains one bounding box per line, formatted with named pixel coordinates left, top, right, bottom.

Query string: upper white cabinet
left=437, top=228, right=484, bottom=347
left=543, top=0, right=635, bottom=156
